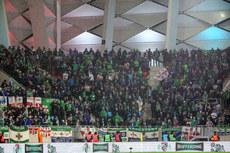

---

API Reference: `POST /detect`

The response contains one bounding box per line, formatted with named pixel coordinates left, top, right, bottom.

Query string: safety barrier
left=1, top=125, right=230, bottom=143
left=0, top=141, right=229, bottom=153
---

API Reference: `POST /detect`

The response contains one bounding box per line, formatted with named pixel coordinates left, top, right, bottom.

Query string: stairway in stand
left=142, top=66, right=164, bottom=120
left=222, top=74, right=230, bottom=113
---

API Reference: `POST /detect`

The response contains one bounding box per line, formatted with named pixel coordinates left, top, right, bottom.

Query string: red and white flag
left=154, top=68, right=169, bottom=81
left=16, top=97, right=23, bottom=107
left=29, top=126, right=39, bottom=143
left=35, top=97, right=42, bottom=107
left=9, top=96, right=23, bottom=107
left=40, top=127, right=51, bottom=143
left=27, top=97, right=42, bottom=107
left=27, top=97, right=35, bottom=107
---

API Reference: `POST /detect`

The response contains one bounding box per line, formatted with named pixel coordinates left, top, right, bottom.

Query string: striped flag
left=51, top=126, right=72, bottom=142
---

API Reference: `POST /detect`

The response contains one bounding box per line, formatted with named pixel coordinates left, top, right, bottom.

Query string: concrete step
left=142, top=103, right=152, bottom=119
left=223, top=77, right=230, bottom=91
left=148, top=66, right=164, bottom=89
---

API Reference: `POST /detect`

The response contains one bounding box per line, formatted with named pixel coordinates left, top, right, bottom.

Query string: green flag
left=9, top=125, right=29, bottom=143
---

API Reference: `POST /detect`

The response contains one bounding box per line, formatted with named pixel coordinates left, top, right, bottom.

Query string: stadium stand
left=0, top=45, right=230, bottom=129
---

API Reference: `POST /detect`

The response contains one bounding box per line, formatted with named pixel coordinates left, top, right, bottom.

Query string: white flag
left=8, top=96, right=16, bottom=106
left=154, top=68, right=169, bottom=81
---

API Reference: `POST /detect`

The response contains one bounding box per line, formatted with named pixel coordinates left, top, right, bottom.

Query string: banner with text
left=216, top=126, right=230, bottom=135
left=9, top=125, right=29, bottom=143
left=162, top=127, right=182, bottom=141
left=128, top=127, right=158, bottom=141
left=0, top=142, right=230, bottom=153
left=97, top=128, right=128, bottom=142
left=51, top=126, right=72, bottom=142
left=181, top=127, right=201, bottom=140
left=176, top=142, right=203, bottom=152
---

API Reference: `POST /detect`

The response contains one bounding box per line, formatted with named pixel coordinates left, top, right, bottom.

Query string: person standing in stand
left=169, top=132, right=176, bottom=141
left=115, top=131, right=122, bottom=142
left=211, top=132, right=220, bottom=141
left=162, top=132, right=169, bottom=141
left=93, top=132, right=99, bottom=142
left=85, top=131, right=93, bottom=142
left=0, top=131, right=4, bottom=143
left=104, top=132, right=111, bottom=142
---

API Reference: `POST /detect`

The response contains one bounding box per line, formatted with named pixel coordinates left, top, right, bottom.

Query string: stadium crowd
left=0, top=45, right=229, bottom=127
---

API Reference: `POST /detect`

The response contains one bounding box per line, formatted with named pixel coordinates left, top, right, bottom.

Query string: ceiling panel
left=179, top=0, right=205, bottom=12
left=4, top=0, right=19, bottom=22
left=9, top=28, right=32, bottom=42
left=63, top=4, right=104, bottom=17
left=218, top=19, right=230, bottom=31
left=177, top=14, right=209, bottom=28
left=113, top=17, right=146, bottom=42
left=9, top=30, right=19, bottom=45
left=90, top=24, right=103, bottom=37
left=124, top=1, right=168, bottom=14
left=44, top=0, right=56, bottom=16
left=177, top=14, right=210, bottom=40
left=63, top=32, right=102, bottom=45
left=152, top=21, right=167, bottom=35
left=186, top=10, right=230, bottom=25
left=47, top=32, right=56, bottom=43
left=188, top=27, right=230, bottom=41
left=124, top=29, right=166, bottom=43
left=44, top=4, right=56, bottom=17
left=8, top=15, right=31, bottom=29
left=186, top=39, right=230, bottom=50
left=187, top=0, right=230, bottom=12
left=48, top=36, right=56, bottom=49
left=8, top=0, right=28, bottom=13
left=62, top=16, right=103, bottom=31
left=4, top=0, right=18, bottom=12
left=122, top=13, right=167, bottom=28
left=61, top=27, right=83, bottom=44
left=116, top=0, right=146, bottom=15
left=23, top=36, right=34, bottom=48
left=151, top=0, right=168, bottom=7
left=90, top=0, right=105, bottom=10
left=61, top=0, right=84, bottom=17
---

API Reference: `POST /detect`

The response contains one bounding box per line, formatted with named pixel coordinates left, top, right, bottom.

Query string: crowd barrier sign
left=1, top=142, right=230, bottom=153
left=216, top=126, right=230, bottom=135
left=97, top=128, right=128, bottom=142
left=162, top=127, right=182, bottom=141
left=2, top=126, right=72, bottom=143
